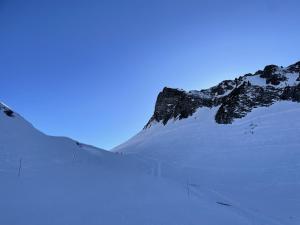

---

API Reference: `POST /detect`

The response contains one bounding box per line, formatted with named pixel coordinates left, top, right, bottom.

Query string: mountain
left=1, top=61, right=299, bottom=225
left=113, top=61, right=300, bottom=225
left=145, top=61, right=300, bottom=128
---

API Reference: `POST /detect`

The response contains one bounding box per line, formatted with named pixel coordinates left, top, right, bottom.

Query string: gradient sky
left=0, top=0, right=300, bottom=149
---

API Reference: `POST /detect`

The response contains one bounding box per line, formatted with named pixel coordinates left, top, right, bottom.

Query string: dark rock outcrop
left=258, top=65, right=287, bottom=85
left=0, top=103, right=14, bottom=117
left=281, top=84, right=300, bottom=102
left=287, top=61, right=300, bottom=73
left=3, top=109, right=14, bottom=117
left=145, top=87, right=215, bottom=128
left=216, top=84, right=280, bottom=124
left=266, top=74, right=287, bottom=86
left=145, top=61, right=300, bottom=128
left=260, top=65, right=279, bottom=79
left=145, top=88, right=200, bottom=127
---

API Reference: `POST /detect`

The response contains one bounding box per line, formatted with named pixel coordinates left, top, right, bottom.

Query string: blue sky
left=0, top=0, right=299, bottom=149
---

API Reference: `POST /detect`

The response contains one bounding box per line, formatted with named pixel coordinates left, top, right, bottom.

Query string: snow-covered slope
left=113, top=62, right=300, bottom=225
left=0, top=102, right=256, bottom=225
left=1, top=62, right=300, bottom=225
left=114, top=102, right=300, bottom=225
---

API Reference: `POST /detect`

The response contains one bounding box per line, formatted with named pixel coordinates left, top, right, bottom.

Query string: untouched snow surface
left=0, top=101, right=300, bottom=225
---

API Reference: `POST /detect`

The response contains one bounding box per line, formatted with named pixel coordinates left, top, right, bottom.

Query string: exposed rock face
left=255, top=65, right=287, bottom=85
left=144, top=80, right=237, bottom=128
left=281, top=84, right=300, bottom=102
left=215, top=84, right=280, bottom=124
left=145, top=88, right=200, bottom=127
left=287, top=61, right=300, bottom=73
left=145, top=61, right=300, bottom=128
left=0, top=103, right=14, bottom=117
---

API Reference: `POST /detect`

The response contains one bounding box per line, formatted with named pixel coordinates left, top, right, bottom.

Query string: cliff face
left=145, top=61, right=300, bottom=128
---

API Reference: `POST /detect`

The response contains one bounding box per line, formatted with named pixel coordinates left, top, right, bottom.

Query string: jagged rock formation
left=145, top=61, right=300, bottom=128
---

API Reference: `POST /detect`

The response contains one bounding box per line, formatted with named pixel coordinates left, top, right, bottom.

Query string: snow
left=245, top=72, right=299, bottom=88
left=246, top=74, right=269, bottom=86
left=0, top=105, right=252, bottom=225
left=0, top=101, right=12, bottom=109
left=114, top=101, right=300, bottom=225
left=188, top=90, right=211, bottom=99
left=0, top=100, right=300, bottom=225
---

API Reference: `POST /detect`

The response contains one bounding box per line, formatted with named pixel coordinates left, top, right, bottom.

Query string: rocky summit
left=145, top=61, right=300, bottom=128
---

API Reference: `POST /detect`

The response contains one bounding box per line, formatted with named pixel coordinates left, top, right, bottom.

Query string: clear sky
left=0, top=0, right=299, bottom=150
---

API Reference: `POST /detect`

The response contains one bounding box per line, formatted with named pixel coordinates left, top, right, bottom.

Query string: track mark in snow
left=187, top=184, right=285, bottom=225
left=209, top=189, right=285, bottom=225
left=216, top=201, right=232, bottom=206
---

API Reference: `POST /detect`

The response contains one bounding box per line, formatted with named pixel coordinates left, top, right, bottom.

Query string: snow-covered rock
left=145, top=61, right=300, bottom=127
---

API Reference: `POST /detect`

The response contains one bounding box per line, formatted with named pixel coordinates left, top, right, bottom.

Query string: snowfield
left=114, top=101, right=300, bottom=225
left=0, top=101, right=300, bottom=225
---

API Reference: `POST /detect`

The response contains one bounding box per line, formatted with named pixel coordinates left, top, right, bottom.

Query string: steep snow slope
left=114, top=101, right=300, bottom=225
left=0, top=103, right=254, bottom=225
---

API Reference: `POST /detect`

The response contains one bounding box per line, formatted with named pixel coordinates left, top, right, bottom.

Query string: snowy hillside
left=1, top=61, right=300, bottom=225
left=114, top=102, right=300, bottom=225
left=0, top=102, right=258, bottom=225
left=114, top=62, right=300, bottom=225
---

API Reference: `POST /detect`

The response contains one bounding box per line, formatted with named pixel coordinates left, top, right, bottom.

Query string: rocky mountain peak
left=145, top=61, right=300, bottom=128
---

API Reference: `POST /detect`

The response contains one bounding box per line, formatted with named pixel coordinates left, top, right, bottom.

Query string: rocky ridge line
left=145, top=61, right=300, bottom=128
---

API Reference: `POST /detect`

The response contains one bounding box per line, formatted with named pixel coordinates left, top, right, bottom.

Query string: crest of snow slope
left=0, top=103, right=256, bottom=225
left=114, top=101, right=300, bottom=225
